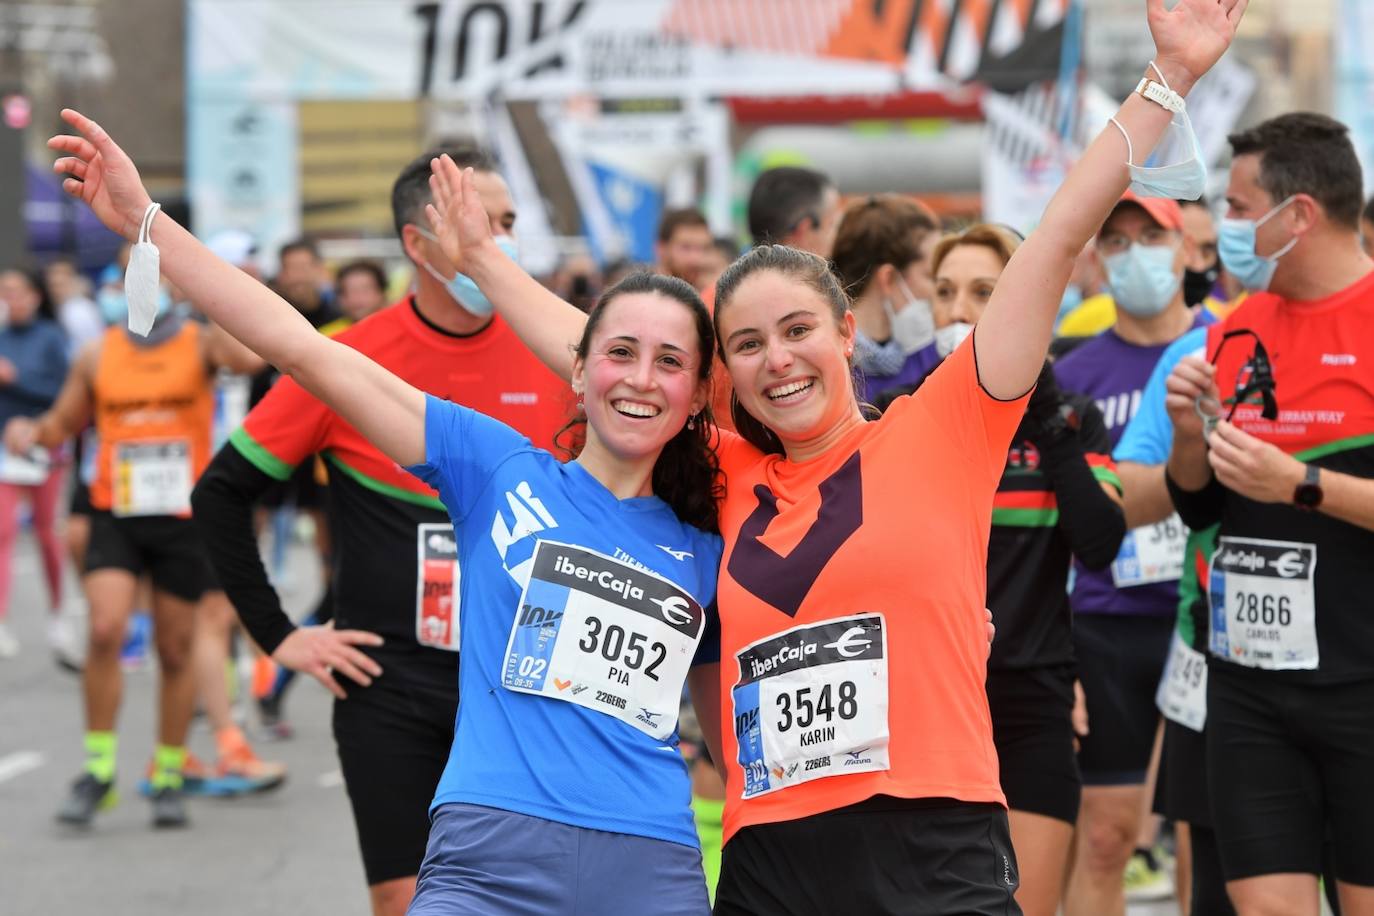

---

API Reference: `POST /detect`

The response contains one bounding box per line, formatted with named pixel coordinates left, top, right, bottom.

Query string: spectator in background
left=43, top=258, right=104, bottom=355
left=602, top=257, right=646, bottom=291
left=655, top=207, right=713, bottom=290
left=746, top=165, right=843, bottom=257
left=274, top=238, right=339, bottom=324
left=333, top=260, right=389, bottom=325
left=551, top=251, right=603, bottom=314
left=0, top=269, right=72, bottom=661
left=1180, top=198, right=1222, bottom=310
left=698, top=237, right=738, bottom=294
left=830, top=194, right=941, bottom=402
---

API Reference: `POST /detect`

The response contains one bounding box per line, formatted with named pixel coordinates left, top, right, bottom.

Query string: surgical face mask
left=98, top=287, right=172, bottom=326
left=886, top=275, right=935, bottom=354
left=1218, top=197, right=1298, bottom=292
left=413, top=228, right=519, bottom=318
left=1104, top=242, right=1181, bottom=318
left=1109, top=69, right=1208, bottom=201
left=934, top=321, right=974, bottom=359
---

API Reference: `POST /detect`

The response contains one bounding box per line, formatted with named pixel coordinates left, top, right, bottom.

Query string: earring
left=575, top=393, right=584, bottom=411
left=687, top=413, right=698, bottom=430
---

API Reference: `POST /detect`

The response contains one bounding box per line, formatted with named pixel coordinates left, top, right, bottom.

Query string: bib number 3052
left=732, top=614, right=889, bottom=799
left=500, top=540, right=704, bottom=740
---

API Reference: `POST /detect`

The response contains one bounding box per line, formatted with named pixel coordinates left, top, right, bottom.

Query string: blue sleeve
left=405, top=394, right=532, bottom=521
left=8, top=326, right=70, bottom=409
left=1113, top=327, right=1208, bottom=465
left=689, top=533, right=724, bottom=667
left=691, top=600, right=721, bottom=667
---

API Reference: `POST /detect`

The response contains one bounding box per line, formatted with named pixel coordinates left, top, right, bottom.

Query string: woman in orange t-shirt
left=397, top=5, right=1240, bottom=910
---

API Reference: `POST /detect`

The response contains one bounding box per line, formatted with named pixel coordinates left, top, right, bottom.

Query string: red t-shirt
left=230, top=298, right=570, bottom=660
left=712, top=337, right=1029, bottom=842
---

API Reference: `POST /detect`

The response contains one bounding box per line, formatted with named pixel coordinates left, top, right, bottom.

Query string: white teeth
left=612, top=400, right=661, bottom=418
left=767, top=380, right=813, bottom=400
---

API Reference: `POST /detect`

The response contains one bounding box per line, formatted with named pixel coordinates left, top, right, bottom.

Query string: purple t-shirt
left=860, top=346, right=941, bottom=405
left=1053, top=313, right=1212, bottom=616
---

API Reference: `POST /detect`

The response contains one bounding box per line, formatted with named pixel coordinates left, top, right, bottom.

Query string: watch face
left=1295, top=483, right=1323, bottom=509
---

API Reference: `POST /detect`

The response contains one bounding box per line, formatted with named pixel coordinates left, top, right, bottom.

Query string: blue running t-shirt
left=407, top=395, right=723, bottom=848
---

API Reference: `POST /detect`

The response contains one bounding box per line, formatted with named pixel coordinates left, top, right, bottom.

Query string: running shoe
left=56, top=772, right=117, bottom=826
left=48, top=613, right=85, bottom=673
left=1123, top=847, right=1174, bottom=902
left=139, top=753, right=209, bottom=797
left=149, top=785, right=189, bottom=828
left=0, top=622, right=19, bottom=659
left=257, top=692, right=293, bottom=740
left=211, top=742, right=288, bottom=795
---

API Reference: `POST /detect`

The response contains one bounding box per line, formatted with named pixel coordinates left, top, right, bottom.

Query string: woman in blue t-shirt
left=49, top=114, right=724, bottom=915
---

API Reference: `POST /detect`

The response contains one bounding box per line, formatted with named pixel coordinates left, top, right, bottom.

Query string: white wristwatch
left=1135, top=77, right=1186, bottom=114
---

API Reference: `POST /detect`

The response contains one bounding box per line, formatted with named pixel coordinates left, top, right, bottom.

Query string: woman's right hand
left=271, top=624, right=386, bottom=700
left=47, top=109, right=154, bottom=242
left=426, top=155, right=499, bottom=279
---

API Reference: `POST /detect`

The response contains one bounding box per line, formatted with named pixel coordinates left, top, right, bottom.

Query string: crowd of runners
left=7, top=0, right=1374, bottom=913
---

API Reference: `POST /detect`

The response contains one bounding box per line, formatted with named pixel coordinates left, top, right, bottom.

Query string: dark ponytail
left=554, top=272, right=722, bottom=533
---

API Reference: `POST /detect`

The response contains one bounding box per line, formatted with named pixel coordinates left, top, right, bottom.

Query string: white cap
left=205, top=229, right=258, bottom=267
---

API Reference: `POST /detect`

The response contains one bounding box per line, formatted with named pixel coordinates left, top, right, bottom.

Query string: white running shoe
left=0, top=622, right=19, bottom=658
left=48, top=612, right=86, bottom=672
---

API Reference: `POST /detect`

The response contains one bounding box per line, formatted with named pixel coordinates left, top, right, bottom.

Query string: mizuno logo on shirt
left=500, top=392, right=540, bottom=404
left=657, top=545, right=693, bottom=561
left=1321, top=354, right=1357, bottom=366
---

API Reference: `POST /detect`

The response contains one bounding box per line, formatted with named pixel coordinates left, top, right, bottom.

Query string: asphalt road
left=0, top=528, right=1198, bottom=916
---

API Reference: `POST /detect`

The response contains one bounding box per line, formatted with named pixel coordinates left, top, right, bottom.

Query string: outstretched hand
left=48, top=109, right=153, bottom=242
left=426, top=156, right=497, bottom=278
left=1147, top=0, right=1248, bottom=90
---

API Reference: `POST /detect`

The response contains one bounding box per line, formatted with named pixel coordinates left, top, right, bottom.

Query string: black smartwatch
left=1293, top=464, right=1323, bottom=511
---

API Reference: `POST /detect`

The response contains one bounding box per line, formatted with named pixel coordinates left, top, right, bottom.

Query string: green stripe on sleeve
left=1092, top=466, right=1123, bottom=493
left=229, top=427, right=296, bottom=481
left=1294, top=432, right=1374, bottom=463
left=991, top=507, right=1061, bottom=528
left=324, top=452, right=447, bottom=511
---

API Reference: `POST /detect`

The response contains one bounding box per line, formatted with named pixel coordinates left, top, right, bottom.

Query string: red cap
left=1108, top=190, right=1184, bottom=232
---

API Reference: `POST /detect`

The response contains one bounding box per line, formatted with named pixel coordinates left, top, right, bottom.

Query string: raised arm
left=427, top=157, right=587, bottom=381
left=975, top=0, right=1246, bottom=399
left=49, top=110, right=426, bottom=467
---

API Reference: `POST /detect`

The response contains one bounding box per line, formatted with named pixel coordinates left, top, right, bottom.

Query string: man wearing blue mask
left=1057, top=191, right=1214, bottom=916
left=1166, top=112, right=1374, bottom=916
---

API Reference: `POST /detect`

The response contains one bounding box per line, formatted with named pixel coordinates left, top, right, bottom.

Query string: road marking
left=317, top=769, right=343, bottom=788
left=0, top=751, right=44, bottom=785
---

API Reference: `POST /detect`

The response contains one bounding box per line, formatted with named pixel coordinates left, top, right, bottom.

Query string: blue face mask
left=414, top=229, right=518, bottom=318
left=1110, top=108, right=1208, bottom=202
left=1104, top=243, right=1181, bottom=317
left=97, top=287, right=172, bottom=325
left=1217, top=197, right=1298, bottom=292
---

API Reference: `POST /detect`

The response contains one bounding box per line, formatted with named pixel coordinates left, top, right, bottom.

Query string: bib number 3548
left=732, top=614, right=889, bottom=799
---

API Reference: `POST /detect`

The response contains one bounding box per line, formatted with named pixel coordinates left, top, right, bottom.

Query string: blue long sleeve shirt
left=0, top=319, right=70, bottom=426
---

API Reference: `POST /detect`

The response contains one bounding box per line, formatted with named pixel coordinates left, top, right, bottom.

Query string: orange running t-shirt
left=89, top=321, right=212, bottom=518
left=713, top=335, right=1028, bottom=843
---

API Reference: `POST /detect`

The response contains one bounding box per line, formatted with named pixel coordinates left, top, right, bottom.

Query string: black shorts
left=1153, top=718, right=1211, bottom=827
left=987, top=665, right=1081, bottom=824
left=1073, top=613, right=1173, bottom=785
left=259, top=460, right=326, bottom=511
left=1207, top=667, right=1374, bottom=886
left=715, top=796, right=1021, bottom=916
left=84, top=511, right=217, bottom=601
left=69, top=478, right=93, bottom=517
left=333, top=667, right=457, bottom=886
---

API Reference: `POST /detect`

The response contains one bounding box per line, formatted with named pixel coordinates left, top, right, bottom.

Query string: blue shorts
left=407, top=803, right=711, bottom=916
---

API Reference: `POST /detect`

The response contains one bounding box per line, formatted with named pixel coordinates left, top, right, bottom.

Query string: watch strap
left=1135, top=78, right=1186, bottom=114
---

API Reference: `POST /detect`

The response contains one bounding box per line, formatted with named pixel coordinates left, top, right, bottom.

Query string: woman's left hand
left=1147, top=0, right=1248, bottom=92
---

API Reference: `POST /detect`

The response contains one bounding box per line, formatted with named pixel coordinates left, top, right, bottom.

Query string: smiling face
left=573, top=291, right=710, bottom=467
left=717, top=268, right=859, bottom=450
